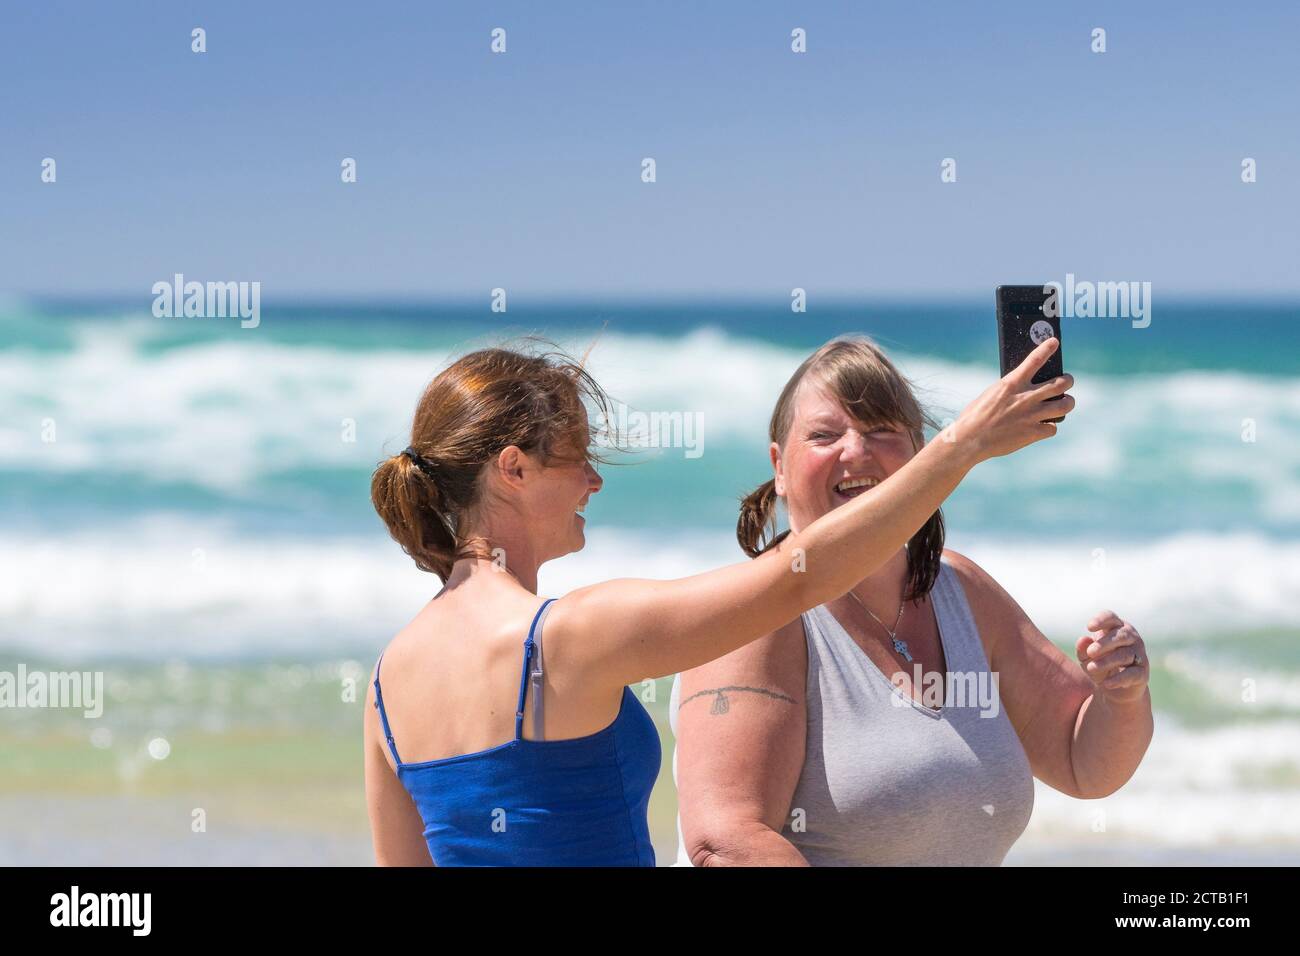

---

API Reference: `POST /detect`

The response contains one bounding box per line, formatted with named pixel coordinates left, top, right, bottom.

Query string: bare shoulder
left=367, top=629, right=409, bottom=706
left=363, top=651, right=388, bottom=759
left=941, top=548, right=1032, bottom=658
left=942, top=549, right=1022, bottom=611
left=369, top=618, right=419, bottom=683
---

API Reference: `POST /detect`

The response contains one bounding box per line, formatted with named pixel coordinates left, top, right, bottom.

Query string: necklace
left=844, top=587, right=912, bottom=662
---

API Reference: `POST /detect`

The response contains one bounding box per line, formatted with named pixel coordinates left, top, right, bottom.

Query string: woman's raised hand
left=951, top=337, right=1075, bottom=463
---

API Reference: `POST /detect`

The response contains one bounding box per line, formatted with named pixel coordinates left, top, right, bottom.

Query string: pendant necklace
left=844, top=588, right=911, bottom=662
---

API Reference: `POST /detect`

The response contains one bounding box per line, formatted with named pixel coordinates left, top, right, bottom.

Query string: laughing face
left=536, top=427, right=603, bottom=560
left=772, top=381, right=920, bottom=534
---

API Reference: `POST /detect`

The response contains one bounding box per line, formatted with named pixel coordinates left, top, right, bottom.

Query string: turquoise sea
left=2, top=296, right=1298, bottom=863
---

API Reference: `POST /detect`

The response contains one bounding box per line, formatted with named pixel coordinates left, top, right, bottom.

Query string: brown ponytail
left=370, top=449, right=464, bottom=579
left=736, top=334, right=946, bottom=604
left=371, top=342, right=610, bottom=581
left=736, top=478, right=789, bottom=559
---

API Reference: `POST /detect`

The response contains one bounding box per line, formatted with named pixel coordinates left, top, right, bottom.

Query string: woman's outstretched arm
left=557, top=337, right=1076, bottom=687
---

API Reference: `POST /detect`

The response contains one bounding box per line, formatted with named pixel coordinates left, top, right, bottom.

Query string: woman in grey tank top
left=670, top=336, right=1154, bottom=866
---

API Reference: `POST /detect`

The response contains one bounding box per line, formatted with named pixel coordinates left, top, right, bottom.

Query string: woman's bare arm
left=676, top=618, right=810, bottom=866
left=945, top=550, right=1152, bottom=798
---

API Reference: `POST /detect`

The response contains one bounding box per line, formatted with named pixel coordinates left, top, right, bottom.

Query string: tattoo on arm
left=679, top=685, right=797, bottom=715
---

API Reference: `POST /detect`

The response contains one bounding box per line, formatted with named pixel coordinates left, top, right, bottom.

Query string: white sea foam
left=943, top=531, right=1300, bottom=640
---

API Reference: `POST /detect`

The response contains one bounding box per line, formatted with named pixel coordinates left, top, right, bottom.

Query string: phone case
left=996, top=285, right=1065, bottom=422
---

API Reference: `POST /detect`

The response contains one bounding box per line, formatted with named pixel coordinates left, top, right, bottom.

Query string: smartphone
left=996, top=284, right=1066, bottom=423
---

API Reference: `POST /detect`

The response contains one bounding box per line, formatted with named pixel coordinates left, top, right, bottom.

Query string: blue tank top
left=373, top=598, right=660, bottom=866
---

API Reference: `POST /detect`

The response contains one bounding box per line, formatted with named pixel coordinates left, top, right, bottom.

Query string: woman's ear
left=495, top=445, right=527, bottom=486
left=769, top=441, right=786, bottom=497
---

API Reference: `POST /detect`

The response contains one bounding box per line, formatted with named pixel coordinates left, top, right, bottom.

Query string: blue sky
left=3, top=0, right=1297, bottom=297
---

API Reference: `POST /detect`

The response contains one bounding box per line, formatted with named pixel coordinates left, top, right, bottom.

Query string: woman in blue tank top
left=364, top=337, right=1072, bottom=865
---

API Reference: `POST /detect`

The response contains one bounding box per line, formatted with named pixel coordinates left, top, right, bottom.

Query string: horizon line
left=9, top=290, right=1300, bottom=310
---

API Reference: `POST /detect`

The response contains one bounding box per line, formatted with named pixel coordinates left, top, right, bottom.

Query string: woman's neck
left=444, top=542, right=542, bottom=595
left=847, top=547, right=911, bottom=608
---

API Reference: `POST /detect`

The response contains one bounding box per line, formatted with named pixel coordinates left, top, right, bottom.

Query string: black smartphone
left=996, top=284, right=1065, bottom=423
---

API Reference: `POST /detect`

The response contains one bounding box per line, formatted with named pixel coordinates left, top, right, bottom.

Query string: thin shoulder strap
left=515, top=598, right=557, bottom=741
left=372, top=652, right=402, bottom=765
left=931, top=559, right=976, bottom=672
left=529, top=599, right=558, bottom=741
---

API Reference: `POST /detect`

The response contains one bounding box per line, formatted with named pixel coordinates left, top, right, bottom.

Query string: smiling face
left=517, top=419, right=604, bottom=562
left=540, top=456, right=602, bottom=558
left=773, top=380, right=920, bottom=534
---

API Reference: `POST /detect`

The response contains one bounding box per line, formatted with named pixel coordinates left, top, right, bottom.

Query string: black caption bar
left=0, top=865, right=1283, bottom=942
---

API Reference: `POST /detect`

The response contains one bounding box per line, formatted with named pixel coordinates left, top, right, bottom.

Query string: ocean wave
left=944, top=531, right=1300, bottom=640
left=3, top=324, right=1297, bottom=503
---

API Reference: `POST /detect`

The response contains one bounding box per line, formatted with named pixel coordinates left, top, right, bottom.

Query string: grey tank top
left=669, top=558, right=1034, bottom=866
